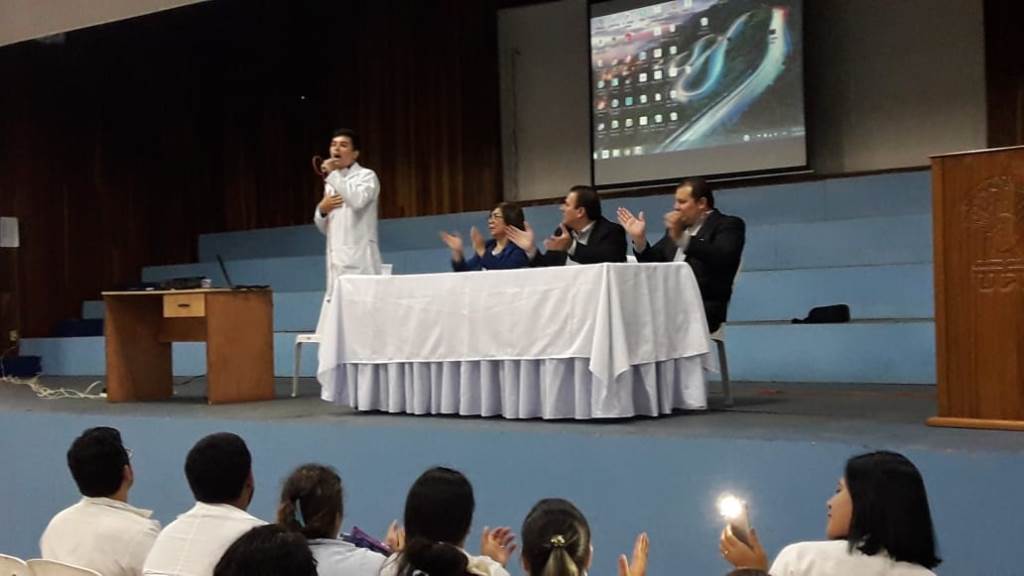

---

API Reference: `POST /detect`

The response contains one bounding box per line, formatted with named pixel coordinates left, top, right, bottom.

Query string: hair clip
left=549, top=534, right=567, bottom=548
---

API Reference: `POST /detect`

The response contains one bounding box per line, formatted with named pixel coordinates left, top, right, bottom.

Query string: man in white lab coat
left=314, top=128, right=382, bottom=292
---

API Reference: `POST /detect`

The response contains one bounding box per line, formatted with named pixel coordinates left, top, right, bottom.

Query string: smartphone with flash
left=718, top=494, right=751, bottom=546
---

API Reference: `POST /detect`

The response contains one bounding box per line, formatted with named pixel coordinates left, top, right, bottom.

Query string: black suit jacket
left=636, top=210, right=745, bottom=331
left=531, top=217, right=627, bottom=267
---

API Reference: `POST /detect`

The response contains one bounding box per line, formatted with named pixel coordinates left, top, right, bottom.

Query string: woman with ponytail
left=381, top=466, right=517, bottom=576
left=521, top=498, right=649, bottom=576
left=277, top=463, right=388, bottom=576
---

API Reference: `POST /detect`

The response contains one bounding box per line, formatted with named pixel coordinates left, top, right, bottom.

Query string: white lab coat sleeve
left=325, top=169, right=379, bottom=210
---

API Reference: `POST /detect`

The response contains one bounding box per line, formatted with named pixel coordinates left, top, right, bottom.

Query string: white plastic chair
left=293, top=263, right=393, bottom=397
left=713, top=259, right=743, bottom=407
left=711, top=324, right=732, bottom=406
left=0, top=554, right=31, bottom=576
left=292, top=333, right=321, bottom=397
left=26, top=559, right=101, bottom=576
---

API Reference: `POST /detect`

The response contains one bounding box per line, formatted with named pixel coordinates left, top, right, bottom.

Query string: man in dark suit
left=506, top=185, right=627, bottom=266
left=617, top=178, right=745, bottom=332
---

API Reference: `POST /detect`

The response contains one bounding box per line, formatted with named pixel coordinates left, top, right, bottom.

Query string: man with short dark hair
left=41, top=426, right=161, bottom=576
left=143, top=433, right=265, bottom=576
left=506, top=185, right=627, bottom=266
left=617, top=178, right=745, bottom=332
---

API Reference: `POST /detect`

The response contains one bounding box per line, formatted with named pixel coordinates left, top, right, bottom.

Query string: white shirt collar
left=79, top=496, right=154, bottom=519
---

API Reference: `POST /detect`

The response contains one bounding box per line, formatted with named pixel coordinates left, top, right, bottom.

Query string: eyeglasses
left=125, top=448, right=133, bottom=460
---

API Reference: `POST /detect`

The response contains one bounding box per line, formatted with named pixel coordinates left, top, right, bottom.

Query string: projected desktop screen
left=590, top=0, right=805, bottom=186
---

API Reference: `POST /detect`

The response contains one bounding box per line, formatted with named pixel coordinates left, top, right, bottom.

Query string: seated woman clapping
left=521, top=498, right=648, bottom=576
left=440, top=203, right=529, bottom=271
left=277, top=464, right=391, bottom=576
left=720, top=451, right=941, bottom=576
left=381, top=466, right=517, bottom=576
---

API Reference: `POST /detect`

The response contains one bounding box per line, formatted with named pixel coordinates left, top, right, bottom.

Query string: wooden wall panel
left=0, top=0, right=501, bottom=337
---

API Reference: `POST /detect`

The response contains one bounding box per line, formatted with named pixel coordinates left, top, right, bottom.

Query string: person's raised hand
left=617, top=207, right=647, bottom=243
left=321, top=158, right=348, bottom=174
left=318, top=194, right=344, bottom=216
left=439, top=230, right=464, bottom=253
left=506, top=222, right=536, bottom=254
left=664, top=210, right=684, bottom=241
left=544, top=224, right=573, bottom=252
left=480, top=526, right=517, bottom=566
left=385, top=520, right=405, bottom=553
left=617, top=532, right=649, bottom=576
left=719, top=525, right=767, bottom=571
left=470, top=226, right=486, bottom=256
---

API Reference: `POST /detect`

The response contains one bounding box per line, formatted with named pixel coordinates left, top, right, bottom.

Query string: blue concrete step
left=729, top=263, right=933, bottom=321
left=142, top=213, right=933, bottom=291
left=21, top=320, right=936, bottom=384
left=20, top=332, right=321, bottom=378
left=196, top=171, right=931, bottom=261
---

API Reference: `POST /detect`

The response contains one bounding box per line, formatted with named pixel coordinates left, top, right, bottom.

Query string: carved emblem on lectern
left=964, top=176, right=1024, bottom=292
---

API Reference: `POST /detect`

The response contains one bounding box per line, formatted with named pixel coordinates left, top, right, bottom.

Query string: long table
left=316, top=262, right=711, bottom=419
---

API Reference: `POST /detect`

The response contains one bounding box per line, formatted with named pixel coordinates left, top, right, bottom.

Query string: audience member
left=381, top=466, right=516, bottom=576
left=720, top=451, right=941, bottom=576
left=520, top=498, right=648, bottom=576
left=213, top=524, right=317, bottom=576
left=143, top=432, right=265, bottom=576
left=440, top=202, right=530, bottom=271
left=507, top=185, right=627, bottom=266
left=277, top=463, right=387, bottom=576
left=617, top=177, right=745, bottom=332
left=40, top=426, right=160, bottom=576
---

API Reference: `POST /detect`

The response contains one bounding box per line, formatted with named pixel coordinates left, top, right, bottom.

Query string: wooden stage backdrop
left=0, top=0, right=501, bottom=338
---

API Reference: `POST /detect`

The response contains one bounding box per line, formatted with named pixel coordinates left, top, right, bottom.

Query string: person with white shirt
left=617, top=177, right=745, bottom=332
left=505, top=185, right=627, bottom=267
left=380, top=467, right=517, bottom=576
left=314, top=128, right=382, bottom=282
left=520, top=498, right=648, bottom=576
left=719, top=450, right=941, bottom=576
left=276, top=463, right=391, bottom=576
left=143, top=433, right=265, bottom=576
left=40, top=426, right=161, bottom=576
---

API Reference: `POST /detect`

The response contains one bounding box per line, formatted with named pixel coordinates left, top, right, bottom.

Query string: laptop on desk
left=217, top=255, right=269, bottom=290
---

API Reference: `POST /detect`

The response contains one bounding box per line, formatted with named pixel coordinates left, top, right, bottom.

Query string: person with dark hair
left=520, top=498, right=648, bottom=576
left=440, top=202, right=529, bottom=271
left=314, top=128, right=382, bottom=300
left=617, top=177, right=745, bottom=332
left=143, top=433, right=265, bottom=576
left=720, top=450, right=941, bottom=576
left=277, top=463, right=387, bottom=576
left=506, top=185, right=627, bottom=266
left=381, top=466, right=516, bottom=576
left=40, top=427, right=160, bottom=576
left=213, top=524, right=318, bottom=576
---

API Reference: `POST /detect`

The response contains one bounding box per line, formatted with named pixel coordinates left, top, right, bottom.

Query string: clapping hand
left=618, top=532, right=649, bottom=576
left=544, top=224, right=573, bottom=252
left=480, top=526, right=517, bottom=566
left=385, top=520, right=405, bottom=553
left=617, top=207, right=647, bottom=244
left=506, top=222, right=536, bottom=255
left=719, top=525, right=767, bottom=571
left=470, top=226, right=486, bottom=256
left=664, top=210, right=684, bottom=241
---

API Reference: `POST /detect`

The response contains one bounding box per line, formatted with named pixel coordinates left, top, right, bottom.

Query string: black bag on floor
left=792, top=304, right=850, bottom=324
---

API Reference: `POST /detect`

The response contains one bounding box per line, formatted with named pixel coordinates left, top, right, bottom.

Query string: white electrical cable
left=0, top=374, right=106, bottom=400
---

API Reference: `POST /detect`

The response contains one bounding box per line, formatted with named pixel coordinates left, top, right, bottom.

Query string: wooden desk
left=102, top=289, right=274, bottom=404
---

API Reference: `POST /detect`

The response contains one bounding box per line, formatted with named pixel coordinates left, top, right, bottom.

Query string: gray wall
left=498, top=0, right=987, bottom=201
left=0, top=0, right=207, bottom=47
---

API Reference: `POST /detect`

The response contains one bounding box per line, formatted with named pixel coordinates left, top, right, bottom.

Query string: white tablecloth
left=317, top=262, right=711, bottom=419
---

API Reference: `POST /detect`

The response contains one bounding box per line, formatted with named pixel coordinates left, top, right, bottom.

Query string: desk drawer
left=163, top=293, right=206, bottom=318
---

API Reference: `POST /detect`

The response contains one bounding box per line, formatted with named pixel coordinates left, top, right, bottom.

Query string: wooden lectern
left=929, top=145, right=1024, bottom=431
left=103, top=289, right=274, bottom=404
